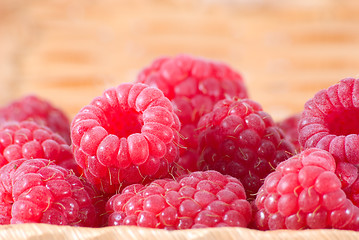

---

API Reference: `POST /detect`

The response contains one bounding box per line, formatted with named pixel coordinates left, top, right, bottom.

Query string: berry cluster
left=106, top=170, right=252, bottom=229
left=196, top=98, right=295, bottom=198
left=254, top=148, right=359, bottom=230
left=0, top=54, right=359, bottom=232
left=136, top=55, right=248, bottom=173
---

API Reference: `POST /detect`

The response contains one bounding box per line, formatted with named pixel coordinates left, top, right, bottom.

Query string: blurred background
left=1, top=0, right=359, bottom=121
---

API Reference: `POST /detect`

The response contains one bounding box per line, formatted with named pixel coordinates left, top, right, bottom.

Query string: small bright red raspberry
left=71, top=83, right=180, bottom=194
left=299, top=78, right=359, bottom=164
left=0, top=158, right=99, bottom=226
left=254, top=148, right=359, bottom=230
left=197, top=98, right=295, bottom=198
left=0, top=95, right=71, bottom=144
left=136, top=55, right=248, bottom=173
left=106, top=170, right=252, bottom=229
left=0, top=121, right=77, bottom=173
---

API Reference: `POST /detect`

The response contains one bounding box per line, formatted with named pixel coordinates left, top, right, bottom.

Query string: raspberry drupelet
left=254, top=148, right=359, bottom=230
left=0, top=95, right=71, bottom=144
left=277, top=113, right=301, bottom=153
left=0, top=158, right=99, bottom=226
left=299, top=78, right=359, bottom=164
left=0, top=121, right=77, bottom=174
left=106, top=170, right=252, bottom=229
left=197, top=98, right=295, bottom=199
left=71, top=83, right=181, bottom=194
left=136, top=54, right=248, bottom=174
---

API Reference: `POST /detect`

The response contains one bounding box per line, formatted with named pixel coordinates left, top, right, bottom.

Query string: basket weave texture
left=1, top=0, right=359, bottom=238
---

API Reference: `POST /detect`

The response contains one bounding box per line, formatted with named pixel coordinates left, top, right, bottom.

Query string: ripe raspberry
left=0, top=95, right=71, bottom=144
left=106, top=170, right=252, bottom=229
left=0, top=158, right=98, bottom=226
left=71, top=83, right=180, bottom=194
left=254, top=148, right=359, bottom=230
left=299, top=78, right=359, bottom=165
left=277, top=113, right=301, bottom=153
left=197, top=98, right=295, bottom=198
left=0, top=121, right=77, bottom=173
left=344, top=166, right=359, bottom=206
left=136, top=54, right=248, bottom=173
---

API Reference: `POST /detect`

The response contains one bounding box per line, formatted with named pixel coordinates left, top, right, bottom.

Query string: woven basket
left=1, top=0, right=359, bottom=238
left=0, top=225, right=357, bottom=240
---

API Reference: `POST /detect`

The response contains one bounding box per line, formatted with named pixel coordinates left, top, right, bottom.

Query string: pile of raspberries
left=1, top=54, right=359, bottom=231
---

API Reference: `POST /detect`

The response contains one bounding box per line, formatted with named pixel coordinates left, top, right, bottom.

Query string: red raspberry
left=277, top=113, right=301, bottom=153
left=136, top=55, right=248, bottom=173
left=106, top=170, right=252, bottom=229
left=71, top=83, right=180, bottom=194
left=82, top=179, right=110, bottom=227
left=0, top=121, right=77, bottom=173
left=0, top=158, right=98, bottom=226
left=344, top=166, right=359, bottom=206
left=197, top=98, right=295, bottom=198
left=299, top=78, right=359, bottom=165
left=0, top=95, right=71, bottom=144
left=254, top=148, right=359, bottom=230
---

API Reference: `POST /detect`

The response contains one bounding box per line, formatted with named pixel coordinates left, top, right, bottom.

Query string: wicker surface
left=2, top=0, right=359, bottom=121
left=1, top=0, right=359, bottom=238
left=0, top=224, right=357, bottom=240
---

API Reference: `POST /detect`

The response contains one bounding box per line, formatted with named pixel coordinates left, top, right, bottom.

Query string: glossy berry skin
left=136, top=55, right=248, bottom=173
left=197, top=98, right=295, bottom=199
left=71, top=83, right=180, bottom=194
left=0, top=95, right=71, bottom=144
left=254, top=148, right=359, bottom=230
left=0, top=158, right=98, bottom=226
left=0, top=121, right=77, bottom=174
left=299, top=78, right=359, bottom=165
left=106, top=170, right=252, bottom=229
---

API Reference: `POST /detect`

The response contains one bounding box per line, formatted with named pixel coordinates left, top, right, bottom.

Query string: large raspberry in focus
left=0, top=95, right=71, bottom=144
left=197, top=98, right=295, bottom=199
left=106, top=170, right=252, bottom=229
left=0, top=158, right=99, bottom=226
left=0, top=121, right=77, bottom=173
left=136, top=55, right=248, bottom=173
left=254, top=148, right=359, bottom=230
left=71, top=83, right=180, bottom=194
left=299, top=78, right=359, bottom=164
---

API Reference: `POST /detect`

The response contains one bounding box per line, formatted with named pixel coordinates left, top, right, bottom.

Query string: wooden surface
left=2, top=0, right=359, bottom=121
left=1, top=0, right=359, bottom=238
left=0, top=224, right=358, bottom=240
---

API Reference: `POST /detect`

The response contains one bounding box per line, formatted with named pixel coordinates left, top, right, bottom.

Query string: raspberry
left=298, top=78, right=359, bottom=165
left=0, top=121, right=77, bottom=173
left=197, top=98, right=295, bottom=198
left=71, top=83, right=180, bottom=194
left=254, top=148, right=359, bottom=230
left=277, top=113, right=301, bottom=153
left=136, top=54, right=248, bottom=173
left=0, top=95, right=71, bottom=144
left=106, top=170, right=252, bottom=229
left=0, top=158, right=98, bottom=226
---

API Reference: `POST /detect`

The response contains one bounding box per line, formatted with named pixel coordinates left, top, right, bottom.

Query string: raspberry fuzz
left=71, top=83, right=180, bottom=194
left=197, top=98, right=295, bottom=198
left=106, top=170, right=252, bottom=229
left=299, top=78, right=359, bottom=164
left=254, top=148, right=359, bottom=230
left=136, top=54, right=248, bottom=173
left=0, top=158, right=98, bottom=226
